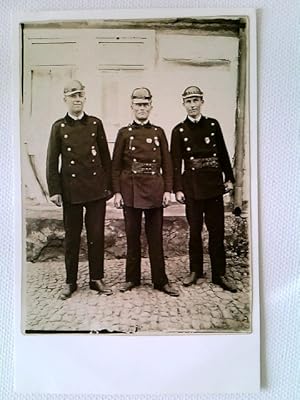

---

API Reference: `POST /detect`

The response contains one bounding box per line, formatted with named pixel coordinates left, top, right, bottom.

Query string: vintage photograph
left=22, top=14, right=253, bottom=334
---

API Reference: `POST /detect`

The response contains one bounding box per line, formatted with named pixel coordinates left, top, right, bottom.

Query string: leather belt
left=131, top=161, right=160, bottom=175
left=185, top=157, right=220, bottom=170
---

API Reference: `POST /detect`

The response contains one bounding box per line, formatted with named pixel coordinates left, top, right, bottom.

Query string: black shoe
left=212, top=276, right=237, bottom=293
left=60, top=283, right=77, bottom=300
left=183, top=272, right=198, bottom=286
left=119, top=281, right=138, bottom=292
left=89, top=280, right=112, bottom=295
left=155, top=283, right=179, bottom=297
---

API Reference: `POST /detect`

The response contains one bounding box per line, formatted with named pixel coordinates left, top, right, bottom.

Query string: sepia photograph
left=21, top=12, right=254, bottom=335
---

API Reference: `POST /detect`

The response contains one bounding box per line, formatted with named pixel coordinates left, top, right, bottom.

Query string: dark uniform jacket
left=171, top=116, right=235, bottom=200
left=46, top=113, right=112, bottom=204
left=112, top=121, right=173, bottom=209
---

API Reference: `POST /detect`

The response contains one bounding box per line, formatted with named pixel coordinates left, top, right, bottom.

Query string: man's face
left=183, top=96, right=203, bottom=118
left=131, top=101, right=152, bottom=121
left=64, top=92, right=86, bottom=115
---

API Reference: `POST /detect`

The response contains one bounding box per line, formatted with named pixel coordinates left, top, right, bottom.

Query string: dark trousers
left=123, top=206, right=168, bottom=288
left=63, top=199, right=106, bottom=284
left=185, top=195, right=226, bottom=280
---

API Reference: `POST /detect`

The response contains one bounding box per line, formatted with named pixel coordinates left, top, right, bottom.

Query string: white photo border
left=13, top=7, right=259, bottom=394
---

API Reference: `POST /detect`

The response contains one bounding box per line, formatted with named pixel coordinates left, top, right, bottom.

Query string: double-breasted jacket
left=112, top=121, right=173, bottom=209
left=171, top=116, right=235, bottom=200
left=46, top=113, right=112, bottom=204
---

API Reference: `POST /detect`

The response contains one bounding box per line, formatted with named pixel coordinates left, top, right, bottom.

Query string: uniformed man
left=46, top=79, right=112, bottom=299
left=112, top=87, right=179, bottom=296
left=171, top=86, right=237, bottom=292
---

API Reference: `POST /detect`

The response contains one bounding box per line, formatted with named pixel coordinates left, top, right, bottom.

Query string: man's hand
left=50, top=194, right=62, bottom=207
left=162, top=192, right=171, bottom=208
left=175, top=191, right=185, bottom=204
left=114, top=193, right=124, bottom=209
left=224, top=181, right=234, bottom=193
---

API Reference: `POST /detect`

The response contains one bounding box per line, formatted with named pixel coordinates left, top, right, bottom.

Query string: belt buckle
left=188, top=157, right=219, bottom=170
left=132, top=161, right=155, bottom=175
left=141, top=163, right=152, bottom=174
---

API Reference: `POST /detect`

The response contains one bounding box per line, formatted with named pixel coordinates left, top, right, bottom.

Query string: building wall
left=21, top=22, right=249, bottom=206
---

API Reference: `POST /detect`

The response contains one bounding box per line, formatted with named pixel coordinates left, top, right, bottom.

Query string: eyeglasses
left=67, top=92, right=85, bottom=98
left=132, top=102, right=152, bottom=107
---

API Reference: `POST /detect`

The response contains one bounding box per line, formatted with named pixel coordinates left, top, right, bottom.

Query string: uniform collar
left=132, top=120, right=151, bottom=128
left=68, top=112, right=84, bottom=120
left=185, top=115, right=204, bottom=127
left=65, top=112, right=88, bottom=125
left=188, top=114, right=202, bottom=124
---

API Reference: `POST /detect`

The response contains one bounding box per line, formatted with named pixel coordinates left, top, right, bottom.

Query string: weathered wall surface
left=22, top=23, right=249, bottom=206
left=26, top=214, right=249, bottom=263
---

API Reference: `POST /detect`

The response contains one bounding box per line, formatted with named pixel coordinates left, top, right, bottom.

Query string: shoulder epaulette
left=52, top=117, right=65, bottom=126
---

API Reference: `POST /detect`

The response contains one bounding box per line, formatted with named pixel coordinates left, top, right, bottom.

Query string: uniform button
left=211, top=132, right=215, bottom=136
left=154, top=127, right=158, bottom=131
left=179, top=128, right=184, bottom=132
left=133, top=171, right=137, bottom=174
left=130, top=136, right=134, bottom=140
left=211, top=122, right=215, bottom=126
left=67, top=147, right=71, bottom=151
left=213, top=144, right=216, bottom=147
left=132, top=146, right=136, bottom=151
left=151, top=172, right=155, bottom=175
left=191, top=167, right=195, bottom=171
left=64, top=134, right=68, bottom=139
left=128, top=127, right=132, bottom=131
left=190, top=156, right=194, bottom=160
left=153, top=148, right=157, bottom=151
left=152, top=159, right=156, bottom=162
left=61, top=123, right=65, bottom=128
left=71, top=173, right=76, bottom=178
left=92, top=159, right=95, bottom=163
left=91, top=133, right=96, bottom=136
left=91, top=145, right=95, bottom=149
left=213, top=153, right=217, bottom=156
left=93, top=172, right=97, bottom=176
left=186, top=147, right=191, bottom=151
left=70, top=160, right=75, bottom=165
left=133, top=158, right=137, bottom=162
left=93, top=121, right=97, bottom=125
left=184, top=137, right=188, bottom=142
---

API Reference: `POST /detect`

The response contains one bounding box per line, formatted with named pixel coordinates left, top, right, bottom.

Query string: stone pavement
left=25, top=255, right=251, bottom=334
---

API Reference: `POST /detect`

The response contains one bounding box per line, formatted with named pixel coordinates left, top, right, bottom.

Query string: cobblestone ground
left=25, top=256, right=251, bottom=334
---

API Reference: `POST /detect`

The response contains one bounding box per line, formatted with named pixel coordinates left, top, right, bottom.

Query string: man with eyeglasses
left=46, top=79, right=112, bottom=299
